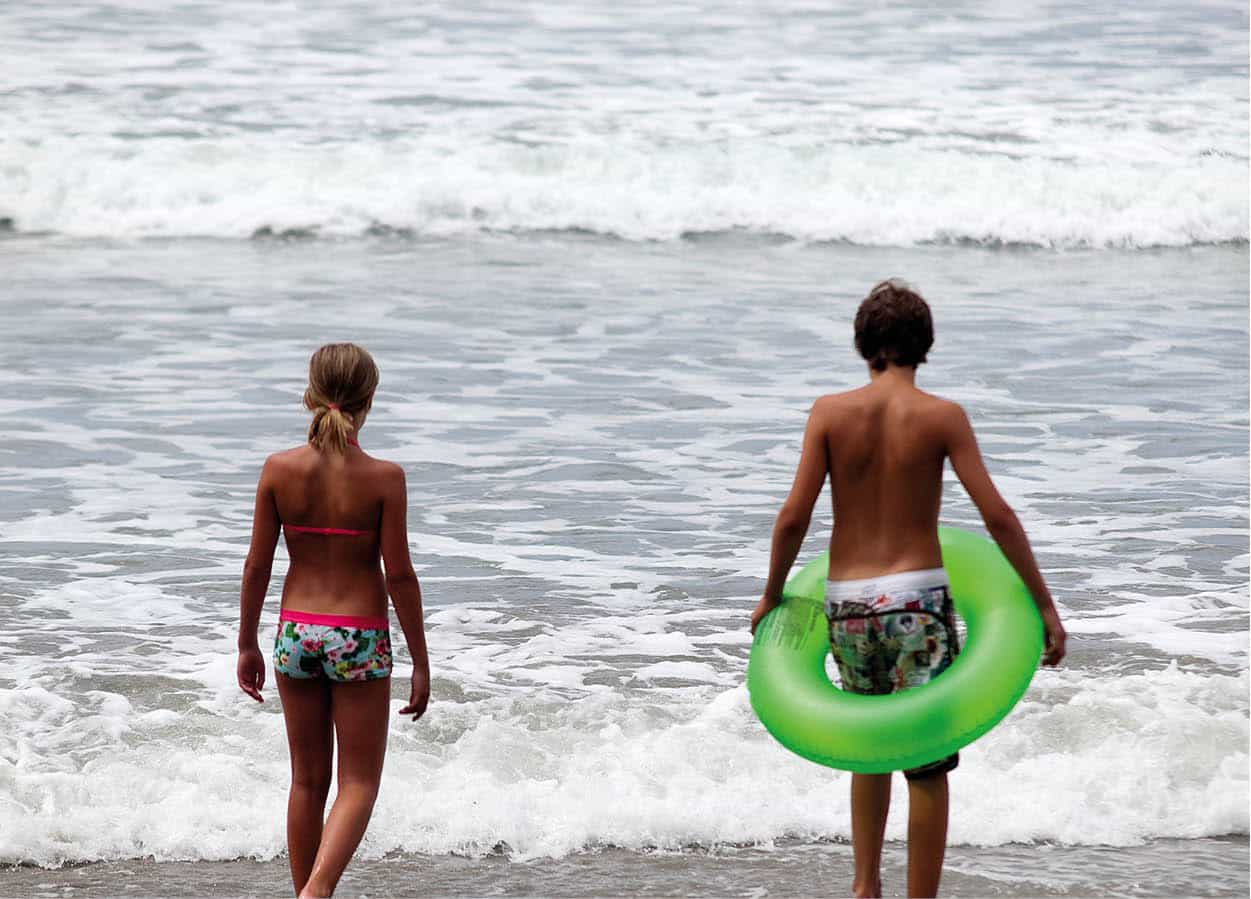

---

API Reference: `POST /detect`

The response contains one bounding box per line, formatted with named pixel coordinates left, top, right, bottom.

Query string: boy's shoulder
left=808, top=387, right=966, bottom=426
left=912, top=388, right=965, bottom=420
left=809, top=385, right=870, bottom=410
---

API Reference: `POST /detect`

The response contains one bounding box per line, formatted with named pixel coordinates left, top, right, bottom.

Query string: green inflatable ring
left=747, top=526, right=1043, bottom=773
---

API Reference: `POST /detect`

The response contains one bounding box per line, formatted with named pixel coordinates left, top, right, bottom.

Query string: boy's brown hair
left=854, top=279, right=934, bottom=371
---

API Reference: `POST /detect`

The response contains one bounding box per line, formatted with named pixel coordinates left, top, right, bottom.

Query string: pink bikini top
left=283, top=524, right=375, bottom=537
left=282, top=436, right=375, bottom=537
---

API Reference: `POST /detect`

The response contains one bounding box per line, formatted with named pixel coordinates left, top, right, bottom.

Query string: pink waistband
left=284, top=524, right=375, bottom=537
left=279, top=608, right=389, bottom=630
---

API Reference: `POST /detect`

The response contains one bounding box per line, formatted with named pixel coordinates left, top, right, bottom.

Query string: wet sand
left=3, top=837, right=1246, bottom=898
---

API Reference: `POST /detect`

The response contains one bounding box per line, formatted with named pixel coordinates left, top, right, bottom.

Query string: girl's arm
left=379, top=464, right=430, bottom=720
left=237, top=458, right=281, bottom=701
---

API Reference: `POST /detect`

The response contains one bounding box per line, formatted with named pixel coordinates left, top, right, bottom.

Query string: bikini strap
left=283, top=523, right=374, bottom=536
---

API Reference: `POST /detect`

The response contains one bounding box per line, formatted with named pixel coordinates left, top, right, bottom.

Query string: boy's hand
left=750, top=595, right=781, bottom=634
left=1040, top=607, right=1067, bottom=667
left=236, top=646, right=266, bottom=702
left=399, top=669, right=430, bottom=721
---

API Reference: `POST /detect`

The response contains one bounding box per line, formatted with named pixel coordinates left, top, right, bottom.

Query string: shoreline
left=3, top=837, right=1247, bottom=898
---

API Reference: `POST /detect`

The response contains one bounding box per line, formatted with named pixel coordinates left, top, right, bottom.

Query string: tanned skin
left=750, top=363, right=1066, bottom=899
left=237, top=412, right=429, bottom=899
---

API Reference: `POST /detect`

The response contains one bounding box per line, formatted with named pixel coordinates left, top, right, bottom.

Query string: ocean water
left=1, top=1, right=1247, bottom=897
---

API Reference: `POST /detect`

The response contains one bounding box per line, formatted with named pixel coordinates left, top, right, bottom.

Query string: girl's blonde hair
left=303, top=343, right=379, bottom=453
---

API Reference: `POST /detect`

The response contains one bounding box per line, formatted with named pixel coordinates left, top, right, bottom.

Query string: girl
left=236, top=343, right=430, bottom=898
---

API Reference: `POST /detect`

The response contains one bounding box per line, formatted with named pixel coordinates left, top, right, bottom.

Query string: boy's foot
left=852, top=877, right=882, bottom=898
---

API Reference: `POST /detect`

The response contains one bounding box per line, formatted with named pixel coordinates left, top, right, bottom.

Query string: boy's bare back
left=790, top=367, right=1018, bottom=583
left=813, top=374, right=958, bottom=579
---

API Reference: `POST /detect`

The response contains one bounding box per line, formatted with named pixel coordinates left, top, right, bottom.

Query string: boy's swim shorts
left=825, top=567, right=960, bottom=780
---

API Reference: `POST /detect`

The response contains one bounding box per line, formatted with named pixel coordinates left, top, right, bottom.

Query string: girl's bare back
left=253, top=442, right=410, bottom=620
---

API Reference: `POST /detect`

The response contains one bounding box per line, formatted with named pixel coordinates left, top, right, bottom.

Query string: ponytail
left=303, top=344, right=379, bottom=453
left=307, top=404, right=357, bottom=453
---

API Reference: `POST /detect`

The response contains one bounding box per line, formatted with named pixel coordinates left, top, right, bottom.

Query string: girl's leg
left=850, top=772, right=891, bottom=898
left=300, top=677, right=390, bottom=898
left=906, top=772, right=948, bottom=898
left=276, top=674, right=334, bottom=896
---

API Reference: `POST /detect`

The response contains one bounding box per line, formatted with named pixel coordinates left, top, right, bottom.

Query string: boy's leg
left=828, top=610, right=891, bottom=897
left=892, top=592, right=957, bottom=896
left=905, top=771, right=948, bottom=898
left=850, top=772, right=891, bottom=898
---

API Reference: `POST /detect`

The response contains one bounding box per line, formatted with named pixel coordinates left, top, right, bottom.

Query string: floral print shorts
left=273, top=609, right=392, bottom=682
left=825, top=567, right=961, bottom=779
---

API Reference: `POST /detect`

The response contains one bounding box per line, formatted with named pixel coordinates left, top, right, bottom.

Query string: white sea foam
left=1, top=1, right=1245, bottom=247
left=0, top=666, right=1245, bottom=865
left=1, top=136, right=1245, bottom=247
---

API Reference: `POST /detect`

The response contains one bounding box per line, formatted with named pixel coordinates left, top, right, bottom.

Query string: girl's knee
left=336, top=772, right=382, bottom=802
left=292, top=766, right=333, bottom=796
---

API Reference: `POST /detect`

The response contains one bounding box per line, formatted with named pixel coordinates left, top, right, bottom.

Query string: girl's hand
left=750, top=595, right=781, bottom=634
left=399, top=669, right=430, bottom=721
left=237, top=646, right=266, bottom=702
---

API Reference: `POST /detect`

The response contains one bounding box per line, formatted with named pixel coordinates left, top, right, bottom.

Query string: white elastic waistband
left=825, top=567, right=949, bottom=603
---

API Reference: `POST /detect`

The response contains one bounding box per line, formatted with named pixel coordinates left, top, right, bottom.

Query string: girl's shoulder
left=264, top=444, right=316, bottom=467
left=262, top=444, right=402, bottom=482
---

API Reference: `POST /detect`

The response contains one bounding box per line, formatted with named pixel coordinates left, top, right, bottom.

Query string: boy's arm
left=379, top=464, right=430, bottom=721
left=944, top=403, right=1066, bottom=666
left=237, top=458, right=281, bottom=701
left=751, top=403, right=829, bottom=633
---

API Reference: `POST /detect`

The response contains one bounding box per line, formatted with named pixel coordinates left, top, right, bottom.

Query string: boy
left=750, top=279, right=1066, bottom=898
